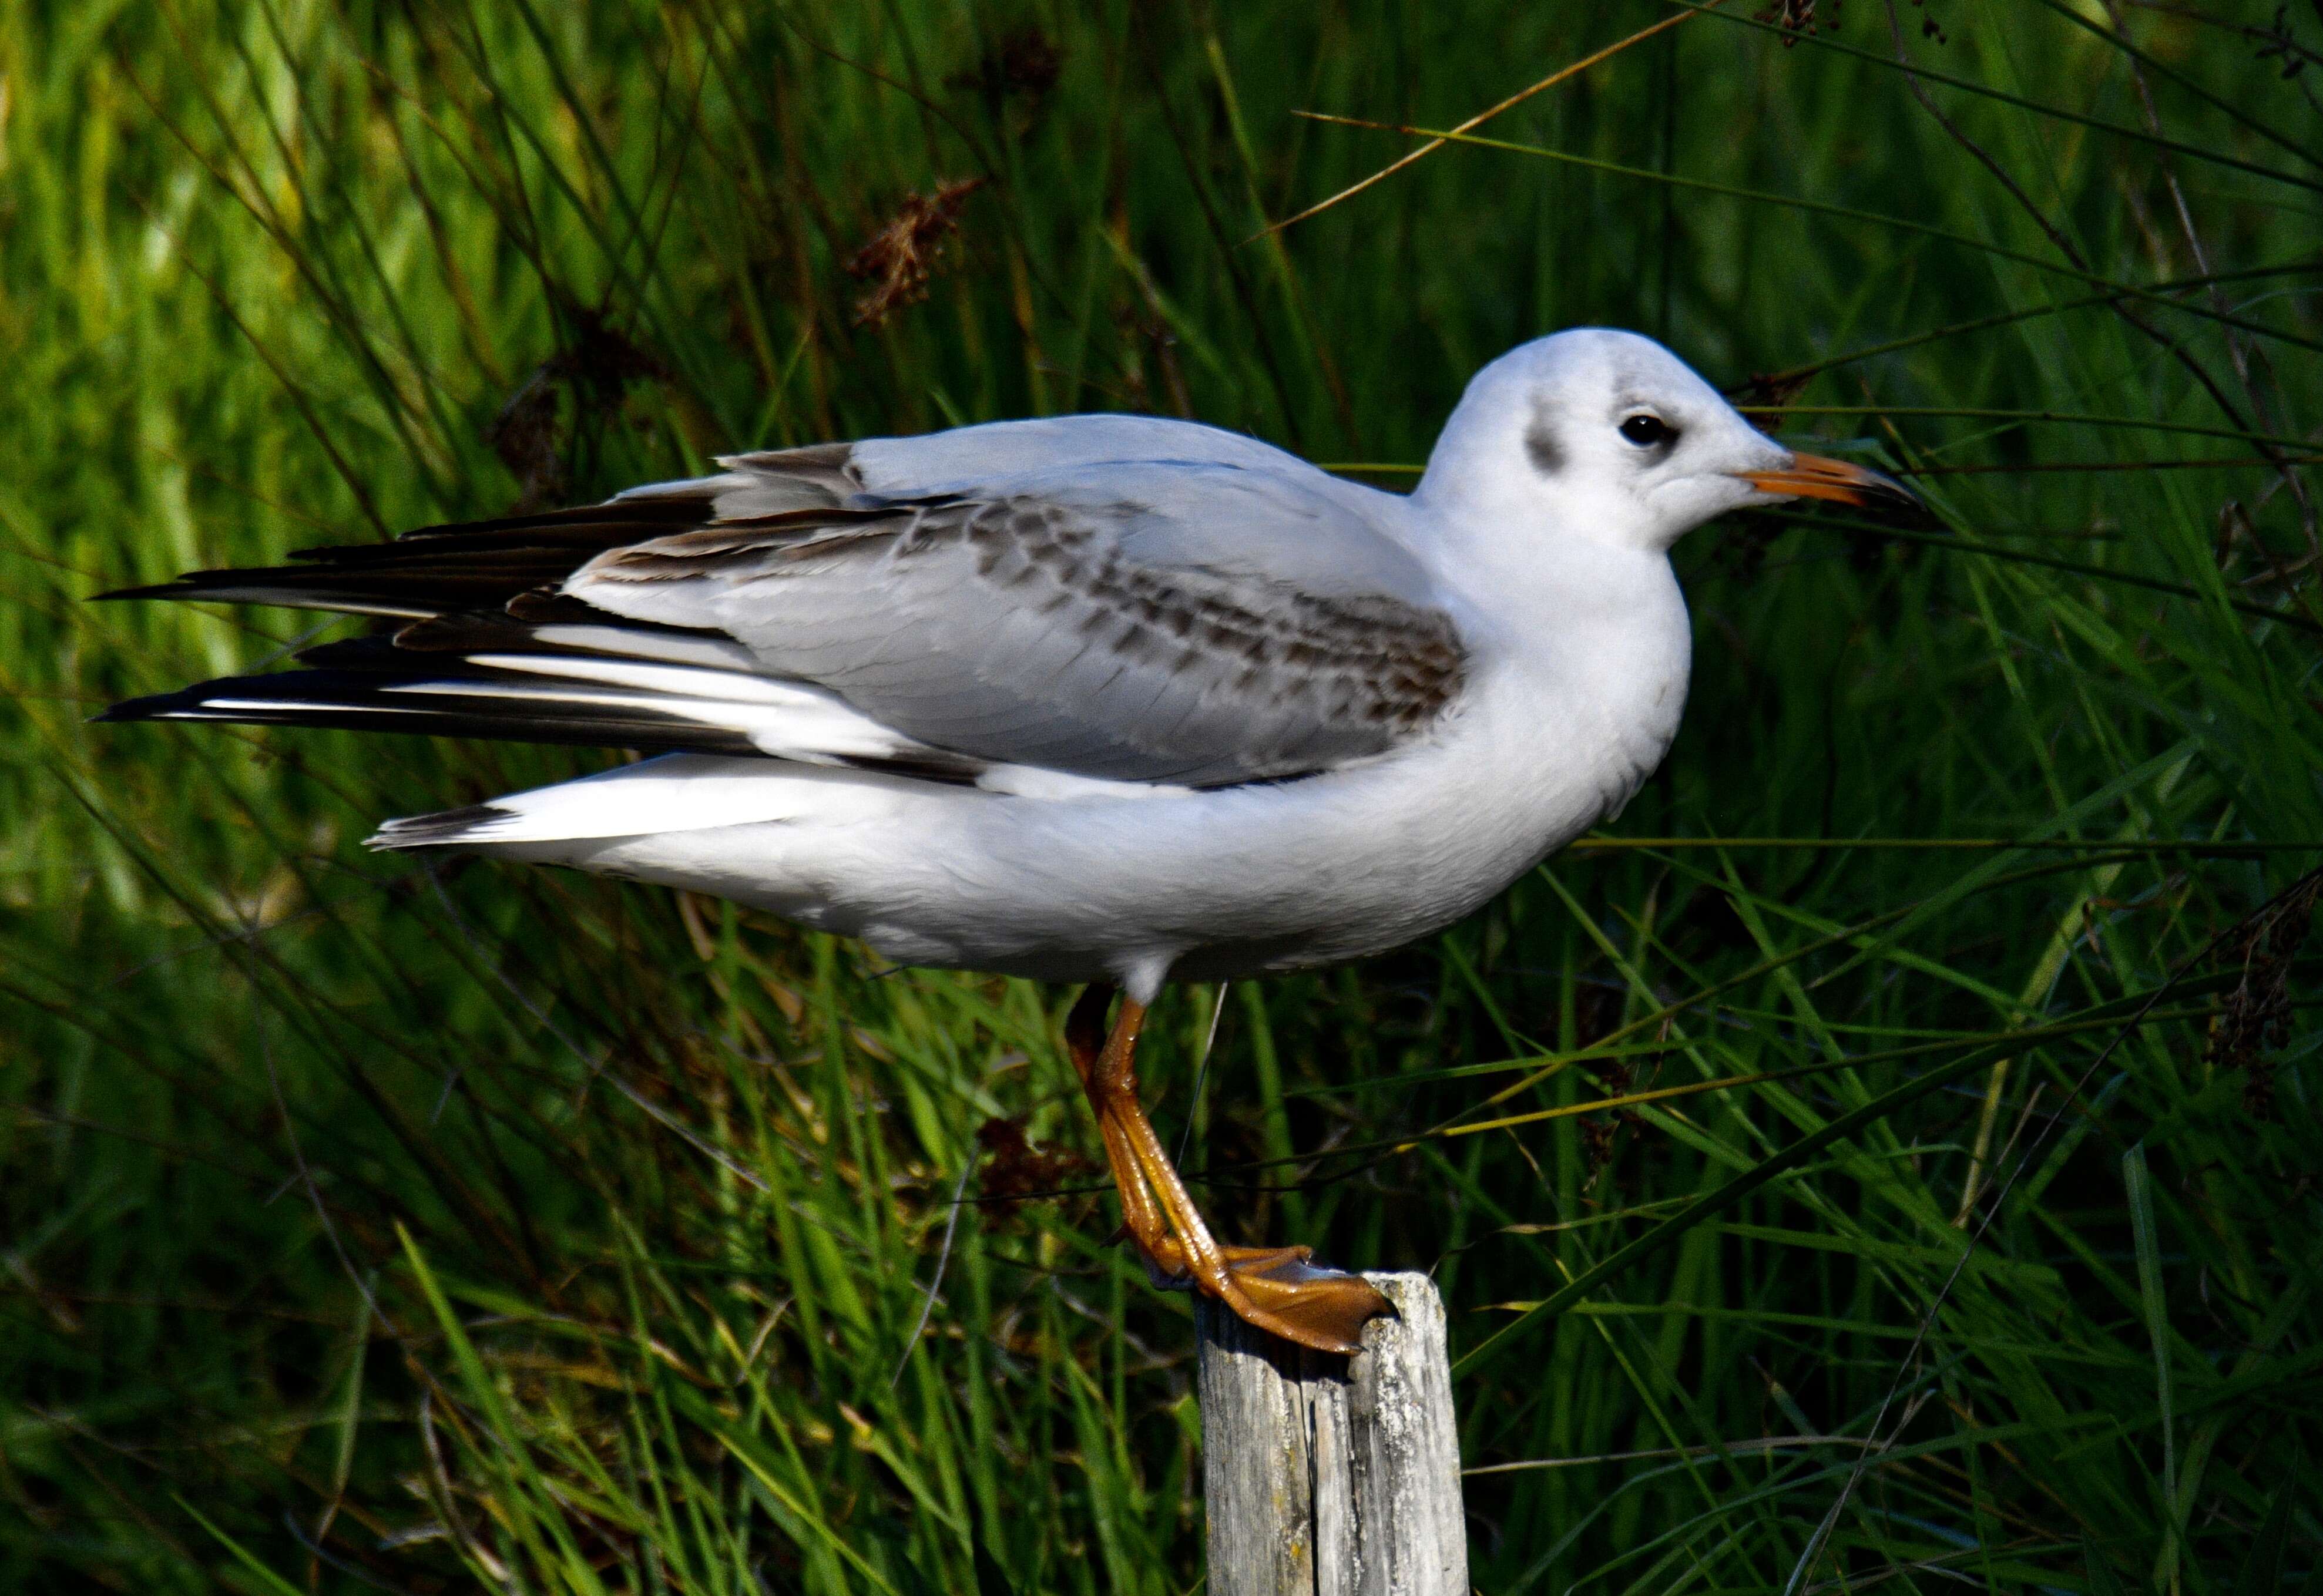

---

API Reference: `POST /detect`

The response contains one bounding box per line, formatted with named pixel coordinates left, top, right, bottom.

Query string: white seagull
left=102, top=328, right=1916, bottom=1352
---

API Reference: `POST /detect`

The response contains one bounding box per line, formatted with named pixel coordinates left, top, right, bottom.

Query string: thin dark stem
left=2096, top=0, right=2317, bottom=545
left=1879, top=0, right=2314, bottom=537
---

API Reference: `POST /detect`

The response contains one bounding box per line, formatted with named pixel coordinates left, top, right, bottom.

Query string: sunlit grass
left=4, top=1, right=2319, bottom=1591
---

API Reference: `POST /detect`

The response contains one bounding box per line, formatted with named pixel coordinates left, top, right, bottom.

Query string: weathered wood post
left=1196, top=1271, right=1467, bottom=1596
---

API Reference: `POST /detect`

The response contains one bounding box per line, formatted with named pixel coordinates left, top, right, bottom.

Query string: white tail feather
left=370, top=755, right=841, bottom=847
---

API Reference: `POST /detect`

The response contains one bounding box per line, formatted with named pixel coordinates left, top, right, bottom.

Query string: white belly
left=513, top=590, right=1693, bottom=1000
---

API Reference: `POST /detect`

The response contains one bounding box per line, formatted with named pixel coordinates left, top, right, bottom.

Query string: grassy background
left=5, top=0, right=2322, bottom=1590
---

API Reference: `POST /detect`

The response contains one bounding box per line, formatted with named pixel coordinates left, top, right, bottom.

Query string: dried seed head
left=1738, top=369, right=1815, bottom=418
left=949, top=29, right=1065, bottom=101
left=1755, top=0, right=1839, bottom=46
left=2208, top=873, right=2321, bottom=1120
left=975, top=1115, right=1093, bottom=1211
left=845, top=177, right=988, bottom=330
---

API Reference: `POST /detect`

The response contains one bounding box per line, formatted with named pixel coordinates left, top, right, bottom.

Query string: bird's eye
left=1620, top=414, right=1676, bottom=448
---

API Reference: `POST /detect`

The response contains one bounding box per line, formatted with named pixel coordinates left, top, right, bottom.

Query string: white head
left=1411, top=328, right=1916, bottom=556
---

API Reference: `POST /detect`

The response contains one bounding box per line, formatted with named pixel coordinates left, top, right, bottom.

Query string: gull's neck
left=1400, top=480, right=1678, bottom=651
left=1397, top=469, right=1695, bottom=829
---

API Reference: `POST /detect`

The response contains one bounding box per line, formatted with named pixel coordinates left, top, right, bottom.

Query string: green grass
left=5, top=1, right=2321, bottom=1590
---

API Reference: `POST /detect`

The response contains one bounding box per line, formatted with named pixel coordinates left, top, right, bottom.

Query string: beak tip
left=1740, top=451, right=1929, bottom=523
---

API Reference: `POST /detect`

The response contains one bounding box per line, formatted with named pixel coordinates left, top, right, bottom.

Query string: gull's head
left=1413, top=328, right=1919, bottom=556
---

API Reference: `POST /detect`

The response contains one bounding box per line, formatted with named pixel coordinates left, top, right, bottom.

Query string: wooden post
left=1196, top=1271, right=1467, bottom=1596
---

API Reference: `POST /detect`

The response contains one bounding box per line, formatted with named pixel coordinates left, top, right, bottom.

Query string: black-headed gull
left=102, top=328, right=1916, bottom=1352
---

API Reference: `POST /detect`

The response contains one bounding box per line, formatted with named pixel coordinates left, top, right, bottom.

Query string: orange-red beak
left=1734, top=452, right=1923, bottom=516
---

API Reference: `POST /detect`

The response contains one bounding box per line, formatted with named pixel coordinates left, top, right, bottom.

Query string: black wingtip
left=89, top=574, right=331, bottom=608
left=90, top=689, right=192, bottom=724
left=90, top=573, right=303, bottom=604
left=90, top=580, right=194, bottom=603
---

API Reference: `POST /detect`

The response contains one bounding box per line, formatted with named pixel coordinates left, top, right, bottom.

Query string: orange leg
left=1065, top=985, right=1391, bottom=1355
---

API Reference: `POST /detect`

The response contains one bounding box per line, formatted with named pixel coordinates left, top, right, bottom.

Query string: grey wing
left=570, top=455, right=1468, bottom=787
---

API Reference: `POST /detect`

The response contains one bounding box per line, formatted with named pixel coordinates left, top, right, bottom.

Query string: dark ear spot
left=1525, top=407, right=1563, bottom=476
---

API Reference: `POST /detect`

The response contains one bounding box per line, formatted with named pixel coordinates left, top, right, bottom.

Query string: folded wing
left=99, top=419, right=1466, bottom=790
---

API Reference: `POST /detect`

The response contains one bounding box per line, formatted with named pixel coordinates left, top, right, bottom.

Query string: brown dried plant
left=844, top=178, right=988, bottom=329
left=2208, top=873, right=2322, bottom=1118
left=974, top=1115, right=1093, bottom=1212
